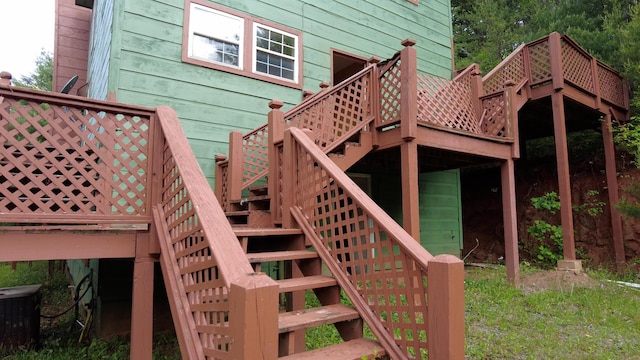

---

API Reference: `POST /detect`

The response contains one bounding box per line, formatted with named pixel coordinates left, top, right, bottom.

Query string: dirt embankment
left=461, top=151, right=640, bottom=271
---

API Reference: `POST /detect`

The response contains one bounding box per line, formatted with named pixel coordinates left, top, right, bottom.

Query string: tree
left=13, top=49, right=53, bottom=91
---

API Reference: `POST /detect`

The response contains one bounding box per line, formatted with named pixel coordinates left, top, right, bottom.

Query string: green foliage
left=527, top=219, right=564, bottom=267
left=573, top=190, right=606, bottom=216
left=530, top=191, right=561, bottom=214
left=12, top=49, right=53, bottom=92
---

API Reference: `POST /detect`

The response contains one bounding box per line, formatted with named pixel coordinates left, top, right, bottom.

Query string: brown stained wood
left=602, top=112, right=625, bottom=267
left=279, top=338, right=386, bottom=360
left=130, top=258, right=155, bottom=360
left=247, top=250, right=318, bottom=263
left=551, top=92, right=576, bottom=260
left=427, top=255, right=465, bottom=360
left=400, top=141, right=420, bottom=240
left=233, top=227, right=303, bottom=237
left=278, top=304, right=360, bottom=333
left=501, top=159, right=520, bottom=286
left=0, top=231, right=136, bottom=261
left=400, top=39, right=418, bottom=141
left=277, top=275, right=337, bottom=292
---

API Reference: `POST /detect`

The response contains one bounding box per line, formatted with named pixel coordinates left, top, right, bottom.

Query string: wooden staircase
left=228, top=186, right=387, bottom=359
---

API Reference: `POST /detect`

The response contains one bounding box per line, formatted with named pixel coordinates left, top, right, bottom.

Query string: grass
left=2, top=261, right=638, bottom=359
left=465, top=265, right=640, bottom=359
left=0, top=261, right=180, bottom=359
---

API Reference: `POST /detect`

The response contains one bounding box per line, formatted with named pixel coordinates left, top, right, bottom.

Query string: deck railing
left=154, top=106, right=278, bottom=359
left=482, top=32, right=627, bottom=110
left=0, top=86, right=154, bottom=224
left=216, top=65, right=377, bottom=210
left=283, top=127, right=465, bottom=359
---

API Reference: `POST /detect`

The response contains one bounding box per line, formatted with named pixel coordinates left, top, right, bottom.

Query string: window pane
left=282, top=58, right=294, bottom=71
left=283, top=35, right=295, bottom=47
left=256, top=26, right=269, bottom=39
left=271, top=32, right=282, bottom=43
left=256, top=38, right=269, bottom=50
left=257, top=51, right=268, bottom=63
left=256, top=62, right=267, bottom=73
left=283, top=45, right=294, bottom=57
left=270, top=43, right=282, bottom=54
left=282, top=69, right=294, bottom=80
left=268, top=54, right=281, bottom=66
left=268, top=66, right=280, bottom=76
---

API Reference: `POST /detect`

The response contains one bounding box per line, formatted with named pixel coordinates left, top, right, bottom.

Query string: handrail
left=284, top=127, right=435, bottom=359
left=155, top=106, right=277, bottom=358
left=229, top=64, right=377, bottom=198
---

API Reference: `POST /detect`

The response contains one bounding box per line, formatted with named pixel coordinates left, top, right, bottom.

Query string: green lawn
left=1, top=261, right=638, bottom=359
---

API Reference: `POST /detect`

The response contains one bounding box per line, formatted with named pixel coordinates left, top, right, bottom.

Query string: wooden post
left=469, top=65, right=483, bottom=118
left=401, top=141, right=420, bottom=240
left=400, top=38, right=418, bottom=141
left=229, top=273, right=280, bottom=360
left=427, top=254, right=465, bottom=360
left=602, top=112, right=625, bottom=270
left=548, top=32, right=564, bottom=91
left=501, top=159, right=520, bottom=286
left=368, top=56, right=381, bottom=148
left=268, top=100, right=285, bottom=225
left=281, top=129, right=295, bottom=228
left=591, top=58, right=602, bottom=110
left=130, top=233, right=155, bottom=360
left=228, top=131, right=244, bottom=202
left=504, top=80, right=520, bottom=159
left=552, top=91, right=576, bottom=260
left=0, top=71, right=11, bottom=86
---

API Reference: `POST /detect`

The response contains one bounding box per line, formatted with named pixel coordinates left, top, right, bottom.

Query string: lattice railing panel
left=598, top=64, right=626, bottom=108
left=216, top=160, right=230, bottom=211
left=286, top=68, right=373, bottom=150
left=161, top=142, right=232, bottom=359
left=480, top=93, right=508, bottom=138
left=0, top=94, right=150, bottom=217
left=527, top=40, right=553, bottom=85
left=379, top=58, right=402, bottom=125
left=242, top=124, right=269, bottom=187
left=291, top=130, right=430, bottom=358
left=417, top=71, right=480, bottom=134
left=561, top=40, right=595, bottom=93
left=482, top=50, right=526, bottom=95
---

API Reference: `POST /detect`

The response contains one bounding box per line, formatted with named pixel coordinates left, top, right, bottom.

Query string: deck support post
left=400, top=38, right=417, bottom=141
left=602, top=111, right=625, bottom=270
left=427, top=254, right=465, bottom=360
left=130, top=232, right=156, bottom=360
left=501, top=159, right=520, bottom=286
left=401, top=140, right=421, bottom=240
left=551, top=91, right=577, bottom=261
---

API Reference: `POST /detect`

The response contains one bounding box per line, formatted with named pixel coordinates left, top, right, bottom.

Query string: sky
left=0, top=0, right=55, bottom=80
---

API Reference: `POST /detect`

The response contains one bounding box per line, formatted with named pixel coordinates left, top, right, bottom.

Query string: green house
left=54, top=0, right=464, bottom=337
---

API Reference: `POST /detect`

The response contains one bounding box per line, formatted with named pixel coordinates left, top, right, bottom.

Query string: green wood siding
left=419, top=169, right=462, bottom=256
left=105, top=0, right=452, bottom=185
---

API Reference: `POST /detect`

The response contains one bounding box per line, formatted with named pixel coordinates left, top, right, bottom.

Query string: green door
left=419, top=169, right=463, bottom=256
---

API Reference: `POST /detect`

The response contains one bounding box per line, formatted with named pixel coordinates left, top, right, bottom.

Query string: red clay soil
left=460, top=150, right=640, bottom=272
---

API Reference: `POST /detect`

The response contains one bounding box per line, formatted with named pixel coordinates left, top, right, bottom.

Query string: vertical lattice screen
left=241, top=124, right=269, bottom=187
left=417, top=69, right=480, bottom=134
left=482, top=50, right=525, bottom=95
left=292, top=135, right=429, bottom=358
left=379, top=58, right=402, bottom=125
left=162, top=143, right=232, bottom=359
left=561, top=39, right=595, bottom=93
left=0, top=94, right=150, bottom=218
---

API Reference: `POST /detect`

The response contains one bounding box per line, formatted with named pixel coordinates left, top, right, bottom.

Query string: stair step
left=233, top=228, right=303, bottom=237
left=278, top=304, right=360, bottom=334
left=279, top=338, right=386, bottom=360
left=278, top=275, right=337, bottom=292
left=225, top=210, right=249, bottom=217
left=247, top=250, right=318, bottom=263
left=249, top=185, right=268, bottom=196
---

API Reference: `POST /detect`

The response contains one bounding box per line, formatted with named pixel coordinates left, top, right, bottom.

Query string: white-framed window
left=183, top=1, right=302, bottom=88
left=253, top=24, right=298, bottom=82
left=188, top=4, right=244, bottom=68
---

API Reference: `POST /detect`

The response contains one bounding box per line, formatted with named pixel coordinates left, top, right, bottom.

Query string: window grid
left=254, top=25, right=297, bottom=82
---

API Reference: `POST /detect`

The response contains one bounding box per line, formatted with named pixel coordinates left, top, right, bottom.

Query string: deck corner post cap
left=269, top=99, right=284, bottom=109
left=401, top=38, right=417, bottom=47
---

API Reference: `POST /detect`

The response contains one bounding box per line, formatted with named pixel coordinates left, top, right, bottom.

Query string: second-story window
left=254, top=25, right=298, bottom=82
left=183, top=1, right=302, bottom=89
left=189, top=5, right=243, bottom=68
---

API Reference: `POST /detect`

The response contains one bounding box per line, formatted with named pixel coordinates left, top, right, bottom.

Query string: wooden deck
left=0, top=32, right=629, bottom=359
